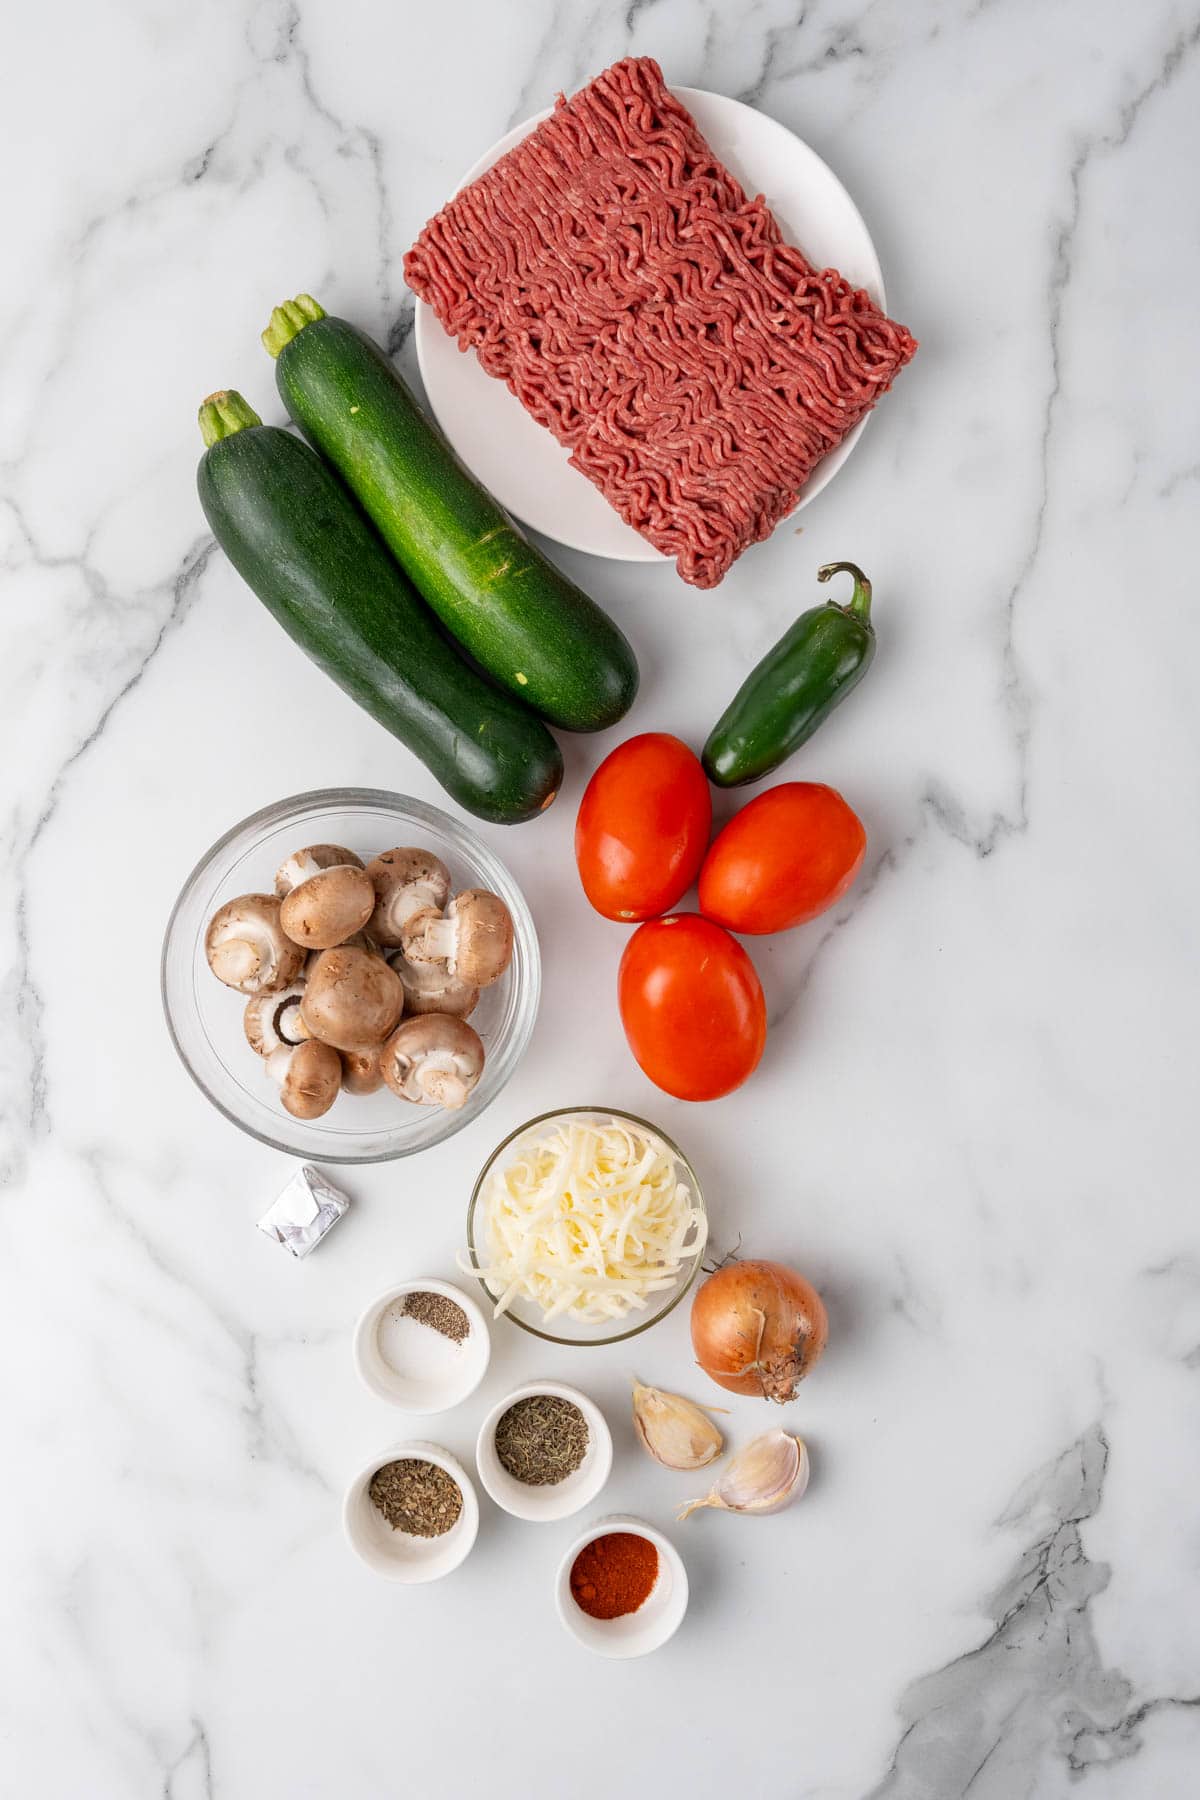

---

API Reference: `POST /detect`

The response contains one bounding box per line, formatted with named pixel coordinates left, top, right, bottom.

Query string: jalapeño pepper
left=702, top=562, right=876, bottom=787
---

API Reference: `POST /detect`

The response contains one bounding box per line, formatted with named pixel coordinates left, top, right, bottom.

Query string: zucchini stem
left=198, top=390, right=263, bottom=447
left=262, top=293, right=326, bottom=358
left=817, top=560, right=872, bottom=624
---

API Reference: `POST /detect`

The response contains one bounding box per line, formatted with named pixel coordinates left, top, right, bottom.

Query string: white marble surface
left=3, top=1, right=1198, bottom=1795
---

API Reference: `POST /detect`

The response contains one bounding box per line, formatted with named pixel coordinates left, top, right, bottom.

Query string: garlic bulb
left=677, top=1429, right=809, bottom=1520
left=632, top=1381, right=724, bottom=1471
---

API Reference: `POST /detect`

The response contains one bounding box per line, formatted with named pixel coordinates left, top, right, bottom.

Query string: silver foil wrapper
left=257, top=1164, right=349, bottom=1258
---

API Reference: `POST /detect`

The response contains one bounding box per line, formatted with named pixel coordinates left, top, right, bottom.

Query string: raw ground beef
left=405, top=57, right=917, bottom=588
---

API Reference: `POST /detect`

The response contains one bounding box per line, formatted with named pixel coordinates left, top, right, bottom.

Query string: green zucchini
left=196, top=391, right=562, bottom=825
left=262, top=296, right=639, bottom=734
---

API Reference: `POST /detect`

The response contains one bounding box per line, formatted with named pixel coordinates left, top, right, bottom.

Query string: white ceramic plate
left=414, top=86, right=886, bottom=565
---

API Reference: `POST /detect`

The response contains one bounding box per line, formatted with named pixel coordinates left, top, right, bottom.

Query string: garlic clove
left=677, top=1429, right=809, bottom=1520
left=632, top=1381, right=724, bottom=1471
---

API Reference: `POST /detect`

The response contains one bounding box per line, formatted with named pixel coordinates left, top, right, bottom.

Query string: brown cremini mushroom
left=341, top=1045, right=385, bottom=1096
left=400, top=889, right=513, bottom=988
left=365, top=848, right=452, bottom=947
left=267, top=1039, right=342, bottom=1119
left=300, top=946, right=404, bottom=1051
left=280, top=864, right=375, bottom=950
left=389, top=953, right=480, bottom=1019
left=243, top=983, right=309, bottom=1056
left=380, top=1014, right=485, bottom=1109
left=205, top=894, right=306, bottom=996
left=274, top=844, right=364, bottom=897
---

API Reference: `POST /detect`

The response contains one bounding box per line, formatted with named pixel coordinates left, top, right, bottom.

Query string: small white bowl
left=343, top=1441, right=479, bottom=1581
left=475, top=1381, right=612, bottom=1522
left=353, top=1279, right=490, bottom=1414
left=555, top=1515, right=689, bottom=1657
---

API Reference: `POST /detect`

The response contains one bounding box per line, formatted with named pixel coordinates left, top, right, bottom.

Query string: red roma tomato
left=699, top=782, right=866, bottom=935
left=618, top=914, right=766, bottom=1101
left=575, top=733, right=712, bottom=922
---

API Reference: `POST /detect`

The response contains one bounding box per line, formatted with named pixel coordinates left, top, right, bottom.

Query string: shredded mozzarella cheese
left=470, top=1116, right=706, bottom=1324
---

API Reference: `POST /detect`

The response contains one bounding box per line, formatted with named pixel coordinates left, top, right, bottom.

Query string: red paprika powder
left=569, top=1530, right=658, bottom=1619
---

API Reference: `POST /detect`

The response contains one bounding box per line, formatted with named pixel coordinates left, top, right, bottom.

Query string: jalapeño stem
left=816, top=561, right=872, bottom=625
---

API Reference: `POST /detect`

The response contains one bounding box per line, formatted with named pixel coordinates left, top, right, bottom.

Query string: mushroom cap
left=390, top=953, right=480, bottom=1019
left=452, top=891, right=513, bottom=986
left=280, top=864, right=375, bottom=950
left=275, top=844, right=364, bottom=896
left=401, top=889, right=513, bottom=988
left=206, top=894, right=305, bottom=995
left=304, top=930, right=377, bottom=980
left=340, top=929, right=380, bottom=952
left=243, top=983, right=308, bottom=1056
left=267, top=1039, right=342, bottom=1119
left=341, top=1045, right=385, bottom=1096
left=380, top=1014, right=485, bottom=1109
left=300, top=946, right=404, bottom=1051
left=366, top=847, right=452, bottom=946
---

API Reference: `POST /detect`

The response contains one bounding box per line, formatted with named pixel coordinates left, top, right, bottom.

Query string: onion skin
left=691, top=1259, right=828, bottom=1403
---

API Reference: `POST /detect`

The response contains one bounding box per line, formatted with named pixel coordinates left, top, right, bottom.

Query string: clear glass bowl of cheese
left=464, top=1107, right=707, bottom=1346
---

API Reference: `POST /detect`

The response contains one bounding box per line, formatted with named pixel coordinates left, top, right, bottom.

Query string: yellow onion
left=690, top=1258, right=827, bottom=1403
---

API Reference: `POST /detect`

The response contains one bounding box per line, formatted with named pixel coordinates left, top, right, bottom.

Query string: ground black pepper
left=368, top=1459, right=463, bottom=1537
left=402, top=1291, right=470, bottom=1343
left=494, top=1394, right=589, bottom=1486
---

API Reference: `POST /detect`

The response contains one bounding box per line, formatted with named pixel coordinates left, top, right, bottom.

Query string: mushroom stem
left=410, top=912, right=458, bottom=965
left=206, top=894, right=304, bottom=995
left=390, top=953, right=479, bottom=1019
left=244, top=984, right=308, bottom=1056
left=366, top=850, right=452, bottom=948
left=380, top=1015, right=485, bottom=1109
left=416, top=1058, right=471, bottom=1109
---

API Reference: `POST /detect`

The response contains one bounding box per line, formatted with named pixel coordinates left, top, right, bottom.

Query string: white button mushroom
left=266, top=1039, right=342, bottom=1119
left=365, top=848, right=452, bottom=947
left=299, top=946, right=404, bottom=1052
left=206, top=895, right=306, bottom=996
left=380, top=1015, right=486, bottom=1109
left=274, top=844, right=364, bottom=897
left=341, top=1045, right=385, bottom=1096
left=243, top=983, right=309, bottom=1056
left=400, top=889, right=513, bottom=988
left=279, top=864, right=375, bottom=950
left=388, top=952, right=480, bottom=1019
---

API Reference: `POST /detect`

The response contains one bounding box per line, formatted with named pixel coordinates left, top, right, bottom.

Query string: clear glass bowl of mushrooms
left=161, top=789, right=540, bottom=1161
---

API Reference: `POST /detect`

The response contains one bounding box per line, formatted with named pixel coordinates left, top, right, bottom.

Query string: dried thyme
left=369, top=1459, right=463, bottom=1537
left=494, top=1394, right=589, bottom=1486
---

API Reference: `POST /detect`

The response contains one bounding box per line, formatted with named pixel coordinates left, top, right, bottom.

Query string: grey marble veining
left=871, top=1425, right=1200, bottom=1797
left=1, top=1, right=1198, bottom=1795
